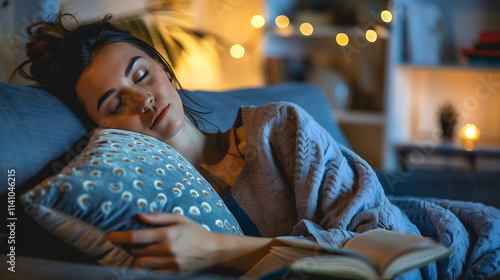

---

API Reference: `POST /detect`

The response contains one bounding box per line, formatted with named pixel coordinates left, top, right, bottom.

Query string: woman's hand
left=106, top=212, right=219, bottom=273
left=106, top=212, right=275, bottom=274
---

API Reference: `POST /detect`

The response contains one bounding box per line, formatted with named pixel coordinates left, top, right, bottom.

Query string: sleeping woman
left=11, top=11, right=500, bottom=279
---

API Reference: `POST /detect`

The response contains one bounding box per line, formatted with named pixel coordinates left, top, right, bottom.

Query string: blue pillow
left=0, top=82, right=87, bottom=192
left=21, top=128, right=243, bottom=267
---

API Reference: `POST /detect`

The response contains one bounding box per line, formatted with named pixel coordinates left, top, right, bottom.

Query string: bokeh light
left=300, top=23, right=313, bottom=36
left=336, top=33, right=349, bottom=46
left=230, top=44, right=245, bottom=58
left=251, top=15, right=265, bottom=28
left=366, top=30, right=377, bottom=42
left=381, top=10, right=392, bottom=23
left=275, top=15, right=289, bottom=28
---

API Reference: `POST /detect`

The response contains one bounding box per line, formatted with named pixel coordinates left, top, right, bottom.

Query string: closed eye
left=111, top=93, right=124, bottom=115
left=135, top=69, right=150, bottom=83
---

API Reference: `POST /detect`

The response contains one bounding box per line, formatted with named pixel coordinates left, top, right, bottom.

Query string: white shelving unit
left=383, top=0, right=500, bottom=171
left=334, top=110, right=385, bottom=126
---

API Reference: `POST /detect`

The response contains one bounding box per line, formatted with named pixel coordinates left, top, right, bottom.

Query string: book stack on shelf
left=462, top=31, right=500, bottom=66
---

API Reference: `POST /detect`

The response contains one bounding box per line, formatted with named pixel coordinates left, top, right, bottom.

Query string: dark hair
left=11, top=11, right=210, bottom=130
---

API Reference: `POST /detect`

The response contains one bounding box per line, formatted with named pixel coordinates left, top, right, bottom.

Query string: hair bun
left=23, top=14, right=78, bottom=86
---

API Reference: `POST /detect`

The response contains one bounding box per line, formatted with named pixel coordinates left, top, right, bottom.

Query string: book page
left=241, top=250, right=293, bottom=278
left=290, top=255, right=379, bottom=280
left=242, top=246, right=323, bottom=278
left=274, top=236, right=324, bottom=250
left=343, top=229, right=434, bottom=273
left=244, top=231, right=449, bottom=279
left=275, top=236, right=372, bottom=262
left=244, top=246, right=378, bottom=280
left=383, top=244, right=453, bottom=279
left=243, top=236, right=378, bottom=279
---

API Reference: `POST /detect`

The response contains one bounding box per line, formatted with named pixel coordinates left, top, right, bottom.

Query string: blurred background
left=1, top=0, right=500, bottom=173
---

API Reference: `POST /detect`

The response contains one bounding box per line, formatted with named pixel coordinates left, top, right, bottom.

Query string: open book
left=242, top=228, right=453, bottom=280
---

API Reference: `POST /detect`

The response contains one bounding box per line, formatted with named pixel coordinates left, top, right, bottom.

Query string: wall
left=0, top=0, right=19, bottom=83
left=0, top=0, right=52, bottom=83
left=58, top=0, right=148, bottom=20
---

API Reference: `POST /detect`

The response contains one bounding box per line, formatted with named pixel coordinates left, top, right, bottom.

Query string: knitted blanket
left=217, top=102, right=500, bottom=279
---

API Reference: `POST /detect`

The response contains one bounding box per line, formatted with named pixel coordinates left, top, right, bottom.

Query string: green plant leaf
left=152, top=24, right=178, bottom=67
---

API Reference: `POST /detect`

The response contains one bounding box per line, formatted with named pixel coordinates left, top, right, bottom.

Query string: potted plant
left=438, top=103, right=458, bottom=143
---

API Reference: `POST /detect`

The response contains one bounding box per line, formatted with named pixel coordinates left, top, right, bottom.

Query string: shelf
left=334, top=110, right=385, bottom=126
left=394, top=143, right=500, bottom=172
left=398, top=63, right=500, bottom=73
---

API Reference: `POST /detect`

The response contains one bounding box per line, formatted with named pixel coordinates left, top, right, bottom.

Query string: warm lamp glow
left=230, top=44, right=245, bottom=58
left=366, top=30, right=377, bottom=42
left=251, top=15, right=265, bottom=28
left=381, top=10, right=392, bottom=23
left=460, top=123, right=480, bottom=151
left=461, top=123, right=480, bottom=140
left=300, top=23, right=313, bottom=36
left=275, top=15, right=289, bottom=28
left=336, top=33, right=349, bottom=46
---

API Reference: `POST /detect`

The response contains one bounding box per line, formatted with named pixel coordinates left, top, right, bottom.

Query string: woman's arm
left=106, top=212, right=277, bottom=273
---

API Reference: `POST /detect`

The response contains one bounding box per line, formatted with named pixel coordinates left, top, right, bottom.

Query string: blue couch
left=1, top=81, right=499, bottom=280
left=0, top=81, right=349, bottom=279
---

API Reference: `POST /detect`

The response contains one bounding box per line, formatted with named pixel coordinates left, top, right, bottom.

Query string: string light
left=275, top=15, right=289, bottom=28
left=381, top=10, right=392, bottom=23
left=300, top=23, right=313, bottom=36
left=336, top=33, right=349, bottom=46
left=366, top=30, right=377, bottom=42
left=230, top=44, right=245, bottom=58
left=251, top=15, right=265, bottom=28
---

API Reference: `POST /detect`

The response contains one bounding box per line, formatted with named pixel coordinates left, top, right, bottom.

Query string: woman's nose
left=131, top=91, right=154, bottom=113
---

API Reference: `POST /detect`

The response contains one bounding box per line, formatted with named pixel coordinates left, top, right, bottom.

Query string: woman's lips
left=150, top=105, right=170, bottom=128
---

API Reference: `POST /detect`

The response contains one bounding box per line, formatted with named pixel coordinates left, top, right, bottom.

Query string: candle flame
left=461, top=123, right=480, bottom=140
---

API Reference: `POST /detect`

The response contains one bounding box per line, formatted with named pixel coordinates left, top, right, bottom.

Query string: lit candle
left=460, top=123, right=480, bottom=151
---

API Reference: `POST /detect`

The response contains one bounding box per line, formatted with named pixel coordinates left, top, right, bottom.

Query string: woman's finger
left=106, top=228, right=167, bottom=244
left=135, top=256, right=179, bottom=270
left=137, top=212, right=188, bottom=226
left=149, top=268, right=179, bottom=274
left=130, top=242, right=173, bottom=256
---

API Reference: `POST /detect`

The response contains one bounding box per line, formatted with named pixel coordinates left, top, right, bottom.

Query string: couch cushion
left=0, top=82, right=87, bottom=193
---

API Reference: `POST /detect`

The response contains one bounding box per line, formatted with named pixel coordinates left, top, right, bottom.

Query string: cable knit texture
left=207, top=102, right=500, bottom=279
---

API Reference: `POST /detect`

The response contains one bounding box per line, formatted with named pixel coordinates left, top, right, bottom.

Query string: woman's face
left=76, top=42, right=184, bottom=142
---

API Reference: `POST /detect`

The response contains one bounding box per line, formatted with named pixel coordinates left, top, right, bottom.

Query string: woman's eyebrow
left=97, top=56, right=143, bottom=113
left=124, top=56, right=142, bottom=77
